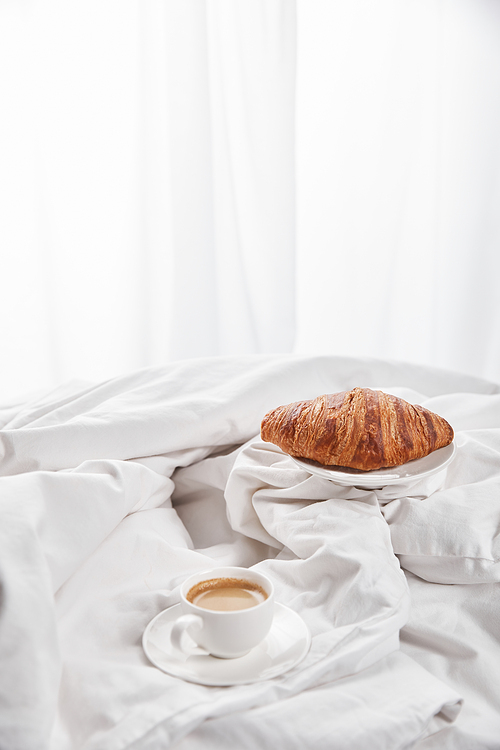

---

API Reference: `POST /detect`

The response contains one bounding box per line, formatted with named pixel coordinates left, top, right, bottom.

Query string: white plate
left=142, top=602, right=311, bottom=687
left=291, top=441, right=456, bottom=489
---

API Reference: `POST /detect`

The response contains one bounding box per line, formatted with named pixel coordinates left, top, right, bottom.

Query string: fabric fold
left=1, top=354, right=499, bottom=749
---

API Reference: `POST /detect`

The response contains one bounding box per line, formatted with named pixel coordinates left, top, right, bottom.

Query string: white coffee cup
left=171, top=566, right=275, bottom=659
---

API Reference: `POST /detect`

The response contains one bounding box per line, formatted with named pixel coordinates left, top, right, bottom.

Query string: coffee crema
left=187, top=577, right=268, bottom=612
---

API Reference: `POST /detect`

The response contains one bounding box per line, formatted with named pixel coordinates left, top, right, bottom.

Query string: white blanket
left=1, top=354, right=499, bottom=750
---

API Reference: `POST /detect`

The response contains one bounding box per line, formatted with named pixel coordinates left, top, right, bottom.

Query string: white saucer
left=142, top=603, right=311, bottom=686
left=291, top=441, right=456, bottom=489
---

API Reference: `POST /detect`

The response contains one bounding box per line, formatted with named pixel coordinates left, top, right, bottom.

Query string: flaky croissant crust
left=260, top=387, right=454, bottom=471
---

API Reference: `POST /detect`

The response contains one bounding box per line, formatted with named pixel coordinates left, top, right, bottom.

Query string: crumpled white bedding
left=1, top=354, right=500, bottom=750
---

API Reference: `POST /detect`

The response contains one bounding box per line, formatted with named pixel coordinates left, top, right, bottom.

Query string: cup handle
left=170, top=614, right=207, bottom=656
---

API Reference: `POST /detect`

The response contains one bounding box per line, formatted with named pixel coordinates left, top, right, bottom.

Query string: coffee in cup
left=186, top=577, right=268, bottom=611
left=171, top=566, right=274, bottom=659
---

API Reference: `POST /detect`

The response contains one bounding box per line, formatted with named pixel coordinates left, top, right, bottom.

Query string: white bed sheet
left=0, top=354, right=499, bottom=750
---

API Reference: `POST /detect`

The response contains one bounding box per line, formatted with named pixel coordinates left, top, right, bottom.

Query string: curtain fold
left=205, top=0, right=296, bottom=356
left=161, top=0, right=296, bottom=360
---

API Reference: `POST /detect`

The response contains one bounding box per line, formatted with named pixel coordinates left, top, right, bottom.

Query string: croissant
left=260, top=387, right=454, bottom=471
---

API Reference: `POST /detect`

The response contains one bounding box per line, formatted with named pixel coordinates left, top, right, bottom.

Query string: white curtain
left=294, top=0, right=500, bottom=383
left=1, top=0, right=499, bottom=402
left=0, top=0, right=296, bottom=399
